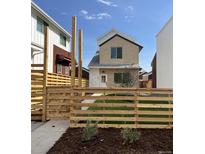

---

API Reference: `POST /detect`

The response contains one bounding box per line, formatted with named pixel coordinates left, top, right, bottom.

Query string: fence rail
left=46, top=86, right=173, bottom=129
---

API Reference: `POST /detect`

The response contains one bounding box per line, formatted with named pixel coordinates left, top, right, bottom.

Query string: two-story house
left=88, top=29, right=143, bottom=87
left=31, top=1, right=72, bottom=76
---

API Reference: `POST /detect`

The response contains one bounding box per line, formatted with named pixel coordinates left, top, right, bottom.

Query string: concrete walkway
left=31, top=121, right=46, bottom=131
left=81, top=93, right=103, bottom=110
left=32, top=120, right=69, bottom=154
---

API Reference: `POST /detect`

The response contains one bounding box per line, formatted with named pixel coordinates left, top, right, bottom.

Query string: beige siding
left=99, top=68, right=139, bottom=87
left=99, top=35, right=139, bottom=65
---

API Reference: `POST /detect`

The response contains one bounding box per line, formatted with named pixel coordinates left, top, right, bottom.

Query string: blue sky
left=33, top=0, right=172, bottom=71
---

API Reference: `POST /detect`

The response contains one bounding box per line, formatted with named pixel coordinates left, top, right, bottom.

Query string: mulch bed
left=47, top=128, right=173, bottom=154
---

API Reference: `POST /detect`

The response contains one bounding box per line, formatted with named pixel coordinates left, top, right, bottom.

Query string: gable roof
left=88, top=51, right=100, bottom=67
left=97, top=29, right=143, bottom=51
left=31, top=1, right=71, bottom=37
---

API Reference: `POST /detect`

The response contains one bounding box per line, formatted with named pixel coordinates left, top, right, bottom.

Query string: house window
left=60, top=34, right=66, bottom=47
left=114, top=73, right=130, bottom=83
left=65, top=66, right=69, bottom=76
left=57, top=64, right=62, bottom=74
left=37, top=17, right=44, bottom=33
left=101, top=75, right=106, bottom=83
left=111, top=47, right=122, bottom=59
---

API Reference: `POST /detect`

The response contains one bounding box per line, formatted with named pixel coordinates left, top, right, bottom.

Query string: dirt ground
left=47, top=128, right=173, bottom=154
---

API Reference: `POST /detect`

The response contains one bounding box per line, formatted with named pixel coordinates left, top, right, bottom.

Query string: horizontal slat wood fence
left=31, top=65, right=89, bottom=121
left=46, top=86, right=173, bottom=129
left=31, top=64, right=44, bottom=120
left=47, top=73, right=88, bottom=87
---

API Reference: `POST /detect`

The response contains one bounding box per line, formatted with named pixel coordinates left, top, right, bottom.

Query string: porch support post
left=71, top=16, right=76, bottom=87
left=78, top=29, right=83, bottom=87
left=42, top=23, right=48, bottom=121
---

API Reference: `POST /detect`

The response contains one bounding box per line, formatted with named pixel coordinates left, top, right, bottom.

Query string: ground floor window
left=57, top=64, right=62, bottom=74
left=114, top=72, right=130, bottom=84
left=101, top=75, right=106, bottom=83
left=65, top=66, right=69, bottom=76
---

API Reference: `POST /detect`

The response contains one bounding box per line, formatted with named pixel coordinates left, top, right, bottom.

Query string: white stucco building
left=156, top=17, right=173, bottom=88
left=31, top=1, right=72, bottom=75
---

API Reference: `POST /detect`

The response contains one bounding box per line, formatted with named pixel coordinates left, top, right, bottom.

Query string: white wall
left=156, top=17, right=173, bottom=88
left=31, top=8, right=71, bottom=73
left=89, top=68, right=100, bottom=87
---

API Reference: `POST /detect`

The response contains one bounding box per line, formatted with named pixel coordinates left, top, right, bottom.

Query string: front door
left=99, top=74, right=107, bottom=87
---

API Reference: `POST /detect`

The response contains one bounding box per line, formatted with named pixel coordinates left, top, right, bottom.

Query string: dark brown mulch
left=47, top=128, right=173, bottom=154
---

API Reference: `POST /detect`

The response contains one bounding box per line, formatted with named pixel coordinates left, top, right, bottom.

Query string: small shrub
left=121, top=128, right=140, bottom=144
left=82, top=121, right=98, bottom=141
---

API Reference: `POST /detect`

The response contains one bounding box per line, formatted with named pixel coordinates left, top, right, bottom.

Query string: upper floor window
left=37, top=17, right=44, bottom=33
left=111, top=47, right=122, bottom=59
left=60, top=34, right=66, bottom=47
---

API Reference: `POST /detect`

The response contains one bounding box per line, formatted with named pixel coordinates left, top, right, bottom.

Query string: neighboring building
left=31, top=1, right=72, bottom=76
left=88, top=29, right=143, bottom=88
left=152, top=17, right=173, bottom=88
left=151, top=53, right=157, bottom=88
left=74, top=67, right=89, bottom=80
left=139, top=71, right=152, bottom=88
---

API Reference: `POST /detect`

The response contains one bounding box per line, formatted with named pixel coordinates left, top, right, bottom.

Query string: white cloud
left=80, top=10, right=88, bottom=15
left=126, top=5, right=134, bottom=11
left=97, top=0, right=118, bottom=7
left=97, top=13, right=111, bottom=19
left=85, top=15, right=96, bottom=20
left=79, top=10, right=111, bottom=20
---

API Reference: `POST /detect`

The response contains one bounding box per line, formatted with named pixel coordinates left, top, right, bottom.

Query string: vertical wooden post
left=168, top=92, right=172, bottom=128
left=78, top=29, right=83, bottom=87
left=134, top=89, right=139, bottom=128
left=70, top=16, right=77, bottom=126
left=71, top=16, right=76, bottom=87
left=42, top=24, right=48, bottom=121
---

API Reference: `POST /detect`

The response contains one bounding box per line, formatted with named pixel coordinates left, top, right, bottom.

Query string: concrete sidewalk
left=81, top=93, right=103, bottom=110
left=32, top=120, right=69, bottom=154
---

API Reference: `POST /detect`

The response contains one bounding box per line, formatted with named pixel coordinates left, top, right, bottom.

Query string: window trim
left=111, top=47, right=122, bottom=59
left=57, top=64, right=62, bottom=74
left=101, top=74, right=107, bottom=83
left=60, top=34, right=66, bottom=47
left=114, top=72, right=130, bottom=84
left=37, top=17, right=44, bottom=33
left=65, top=66, right=69, bottom=76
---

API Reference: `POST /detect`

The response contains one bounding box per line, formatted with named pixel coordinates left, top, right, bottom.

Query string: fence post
left=42, top=23, right=48, bottom=121
left=134, top=89, right=139, bottom=128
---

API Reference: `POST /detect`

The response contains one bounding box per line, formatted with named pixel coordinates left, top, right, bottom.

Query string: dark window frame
left=114, top=72, right=131, bottom=84
left=37, top=17, right=44, bottom=33
left=111, top=47, right=122, bottom=59
left=60, top=34, right=66, bottom=47
left=101, top=75, right=106, bottom=83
